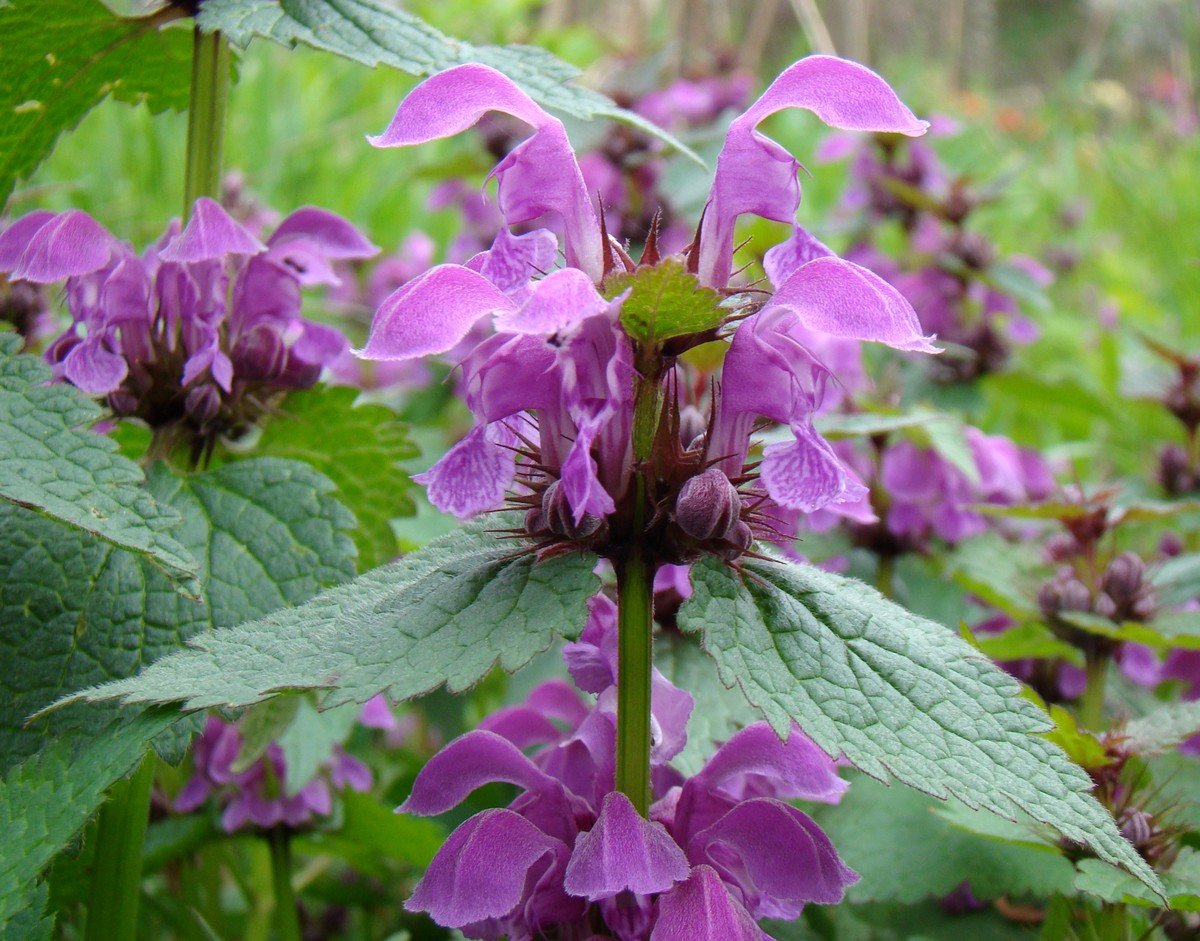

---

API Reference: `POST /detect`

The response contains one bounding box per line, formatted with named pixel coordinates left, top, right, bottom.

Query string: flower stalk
left=268, top=828, right=303, bottom=941
left=615, top=368, right=663, bottom=816
left=1079, top=649, right=1109, bottom=732
left=84, top=754, right=155, bottom=941
left=183, top=27, right=231, bottom=217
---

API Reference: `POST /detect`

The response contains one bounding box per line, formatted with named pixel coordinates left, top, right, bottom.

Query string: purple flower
left=400, top=593, right=854, bottom=938
left=175, top=715, right=372, bottom=833
left=359, top=58, right=933, bottom=561
left=0, top=198, right=376, bottom=449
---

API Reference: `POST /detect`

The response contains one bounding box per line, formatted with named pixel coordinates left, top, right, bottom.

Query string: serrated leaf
left=63, top=521, right=601, bottom=715
left=248, top=387, right=418, bottom=569
left=0, top=334, right=199, bottom=593
left=0, top=709, right=178, bottom=930
left=1075, top=851, right=1200, bottom=911
left=1124, top=700, right=1200, bottom=755
left=195, top=0, right=698, bottom=162
left=0, top=457, right=355, bottom=771
left=678, top=556, right=1162, bottom=892
left=816, top=774, right=1074, bottom=904
left=654, top=630, right=759, bottom=776
left=0, top=0, right=191, bottom=205
left=603, top=259, right=725, bottom=344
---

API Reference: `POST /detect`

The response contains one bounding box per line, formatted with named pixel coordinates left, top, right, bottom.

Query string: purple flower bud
left=674, top=468, right=741, bottom=541
left=185, top=384, right=222, bottom=424
left=1044, top=533, right=1078, bottom=563
left=1118, top=808, right=1155, bottom=848
left=717, top=520, right=754, bottom=562
left=1093, top=592, right=1118, bottom=621
left=543, top=480, right=603, bottom=540
left=1157, top=444, right=1192, bottom=496
left=678, top=405, right=707, bottom=451
left=1101, top=552, right=1145, bottom=605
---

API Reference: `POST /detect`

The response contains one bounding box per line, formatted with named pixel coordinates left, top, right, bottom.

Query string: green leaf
left=973, top=621, right=1083, bottom=665
left=0, top=0, right=191, bottom=205
left=1044, top=705, right=1110, bottom=769
left=603, top=259, right=725, bottom=345
left=1058, top=610, right=1200, bottom=652
left=1075, top=850, right=1200, bottom=911
left=678, top=556, right=1163, bottom=892
left=941, top=532, right=1042, bottom=621
left=0, top=334, right=198, bottom=593
left=304, top=790, right=443, bottom=873
left=654, top=630, right=759, bottom=776
left=195, top=0, right=698, bottom=162
left=1153, top=552, right=1200, bottom=606
left=815, top=407, right=946, bottom=440
left=232, top=694, right=302, bottom=772
left=1124, top=700, right=1200, bottom=756
left=0, top=709, right=178, bottom=930
left=63, top=520, right=601, bottom=714
left=248, top=387, right=418, bottom=569
left=913, top=413, right=980, bottom=485
left=0, top=457, right=355, bottom=771
left=816, top=774, right=1075, bottom=903
left=276, top=697, right=360, bottom=795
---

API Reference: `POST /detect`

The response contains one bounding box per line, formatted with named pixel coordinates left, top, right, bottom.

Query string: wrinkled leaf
left=0, top=0, right=191, bottom=205
left=248, top=387, right=418, bottom=569
left=604, top=259, right=726, bottom=344
left=0, top=334, right=198, bottom=593
left=196, top=0, right=697, bottom=161
left=678, top=557, right=1161, bottom=891
left=62, top=520, right=601, bottom=714
left=0, top=458, right=355, bottom=771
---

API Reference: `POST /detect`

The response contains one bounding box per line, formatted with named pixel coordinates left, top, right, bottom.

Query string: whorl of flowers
left=400, top=594, right=855, bottom=939
left=357, top=57, right=935, bottom=570
left=0, top=199, right=376, bottom=459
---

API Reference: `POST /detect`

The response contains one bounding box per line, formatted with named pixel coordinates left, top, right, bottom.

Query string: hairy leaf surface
left=0, top=458, right=354, bottom=770
left=678, top=557, right=1161, bottom=890
left=63, top=522, right=600, bottom=713
left=0, top=335, right=198, bottom=592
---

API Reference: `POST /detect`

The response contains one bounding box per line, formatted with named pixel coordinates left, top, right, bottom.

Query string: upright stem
left=615, top=368, right=663, bottom=815
left=84, top=755, right=155, bottom=941
left=1079, top=650, right=1109, bottom=732
left=267, top=829, right=302, bottom=941
left=183, top=27, right=231, bottom=216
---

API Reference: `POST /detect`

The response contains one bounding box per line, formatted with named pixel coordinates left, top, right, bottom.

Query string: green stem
left=1079, top=650, right=1109, bottom=732
left=183, top=27, right=231, bottom=216
left=84, top=754, right=155, bottom=941
left=615, top=539, right=655, bottom=815
left=876, top=554, right=895, bottom=598
left=267, top=829, right=302, bottom=941
left=615, top=366, right=662, bottom=816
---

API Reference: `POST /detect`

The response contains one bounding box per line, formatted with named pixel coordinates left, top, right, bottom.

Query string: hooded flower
left=359, top=58, right=933, bottom=560
left=0, top=198, right=376, bottom=452
left=400, top=593, right=854, bottom=939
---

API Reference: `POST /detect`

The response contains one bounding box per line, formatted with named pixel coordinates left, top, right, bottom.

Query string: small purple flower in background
left=818, top=121, right=1052, bottom=383
left=0, top=272, right=52, bottom=349
left=400, top=593, right=855, bottom=939
left=175, top=715, right=372, bottom=833
left=358, top=56, right=934, bottom=567
left=0, top=198, right=376, bottom=460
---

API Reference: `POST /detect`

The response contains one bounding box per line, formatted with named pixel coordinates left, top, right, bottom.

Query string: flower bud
left=1043, top=533, right=1078, bottom=563
left=678, top=405, right=707, bottom=452
left=1157, top=444, right=1192, bottom=496
left=185, top=384, right=222, bottom=424
left=674, top=468, right=741, bottom=541
left=542, top=480, right=603, bottom=540
left=1101, top=552, right=1145, bottom=605
left=1118, top=808, right=1154, bottom=848
left=716, top=520, right=754, bottom=562
left=1093, top=592, right=1118, bottom=621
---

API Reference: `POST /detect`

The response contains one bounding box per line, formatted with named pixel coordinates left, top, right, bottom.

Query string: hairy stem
left=1079, top=649, right=1109, bottom=732
left=267, top=829, right=302, bottom=941
left=183, top=27, right=231, bottom=216
left=84, top=754, right=155, bottom=941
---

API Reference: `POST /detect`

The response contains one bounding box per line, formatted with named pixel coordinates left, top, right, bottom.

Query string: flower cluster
left=401, top=594, right=855, bottom=939
left=175, top=714, right=372, bottom=833
left=804, top=425, right=1055, bottom=557
left=820, top=124, right=1052, bottom=383
left=0, top=198, right=376, bottom=458
left=358, top=57, right=934, bottom=568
